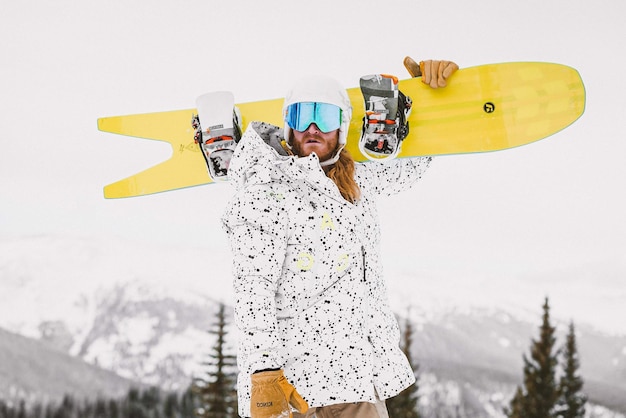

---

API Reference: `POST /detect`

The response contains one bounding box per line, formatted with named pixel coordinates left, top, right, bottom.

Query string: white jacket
left=222, top=122, right=431, bottom=416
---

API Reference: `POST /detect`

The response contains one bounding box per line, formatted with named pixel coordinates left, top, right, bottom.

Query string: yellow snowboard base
left=98, top=62, right=585, bottom=198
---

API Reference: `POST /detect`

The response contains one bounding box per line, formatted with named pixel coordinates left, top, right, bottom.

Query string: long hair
left=326, top=149, right=361, bottom=204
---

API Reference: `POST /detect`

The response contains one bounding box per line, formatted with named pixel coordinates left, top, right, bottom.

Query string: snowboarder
left=222, top=58, right=458, bottom=418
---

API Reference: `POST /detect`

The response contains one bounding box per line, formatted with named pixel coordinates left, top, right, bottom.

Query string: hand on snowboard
left=404, top=56, right=459, bottom=88
left=250, top=369, right=309, bottom=418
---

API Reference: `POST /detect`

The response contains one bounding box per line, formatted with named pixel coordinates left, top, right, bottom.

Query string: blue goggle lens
left=285, top=102, right=342, bottom=133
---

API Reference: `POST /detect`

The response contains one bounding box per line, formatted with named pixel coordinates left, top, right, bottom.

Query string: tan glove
left=250, top=369, right=309, bottom=418
left=404, top=56, right=459, bottom=88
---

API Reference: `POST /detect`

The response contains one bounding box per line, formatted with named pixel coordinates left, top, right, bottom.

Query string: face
left=290, top=123, right=339, bottom=162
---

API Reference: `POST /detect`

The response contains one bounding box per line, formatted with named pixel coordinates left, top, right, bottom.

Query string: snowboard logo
left=483, top=102, right=496, bottom=113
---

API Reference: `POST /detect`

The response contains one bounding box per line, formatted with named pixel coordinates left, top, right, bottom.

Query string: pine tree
left=506, top=297, right=560, bottom=418
left=180, top=388, right=197, bottom=418
left=386, top=311, right=420, bottom=418
left=44, top=402, right=55, bottom=418
left=0, top=401, right=8, bottom=418
left=193, top=303, right=238, bottom=418
left=56, top=395, right=76, bottom=418
left=15, top=401, right=26, bottom=418
left=140, top=387, right=162, bottom=415
left=506, top=386, right=525, bottom=418
left=524, top=297, right=560, bottom=417
left=163, top=392, right=179, bottom=418
left=555, top=322, right=586, bottom=418
left=108, top=399, right=120, bottom=418
left=124, top=388, right=149, bottom=418
left=31, top=403, right=44, bottom=418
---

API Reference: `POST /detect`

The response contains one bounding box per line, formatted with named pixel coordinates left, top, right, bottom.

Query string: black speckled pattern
left=222, top=122, right=431, bottom=415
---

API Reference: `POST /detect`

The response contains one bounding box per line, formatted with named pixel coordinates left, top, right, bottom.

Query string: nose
left=305, top=123, right=321, bottom=133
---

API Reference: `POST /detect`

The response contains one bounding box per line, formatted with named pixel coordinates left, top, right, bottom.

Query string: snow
left=84, top=337, right=118, bottom=369
left=119, top=315, right=159, bottom=355
left=586, top=405, right=626, bottom=418
left=419, top=373, right=461, bottom=407
left=150, top=328, right=212, bottom=375
left=386, top=265, right=626, bottom=336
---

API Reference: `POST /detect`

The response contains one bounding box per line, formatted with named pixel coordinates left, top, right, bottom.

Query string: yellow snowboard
left=98, top=62, right=585, bottom=198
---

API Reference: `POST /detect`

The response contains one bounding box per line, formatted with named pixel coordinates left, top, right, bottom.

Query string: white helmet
left=283, top=75, right=352, bottom=166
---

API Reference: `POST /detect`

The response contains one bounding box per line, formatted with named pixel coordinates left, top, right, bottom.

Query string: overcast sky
left=1, top=0, right=625, bottom=334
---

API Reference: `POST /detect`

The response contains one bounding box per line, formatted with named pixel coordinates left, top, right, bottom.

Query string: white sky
left=1, top=0, right=625, bottom=334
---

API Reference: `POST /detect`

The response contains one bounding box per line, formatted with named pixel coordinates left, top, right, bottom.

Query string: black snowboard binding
left=359, top=74, right=412, bottom=161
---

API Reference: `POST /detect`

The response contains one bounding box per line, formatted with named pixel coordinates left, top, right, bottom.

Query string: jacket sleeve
left=222, top=184, right=288, bottom=374
left=357, top=156, right=432, bottom=197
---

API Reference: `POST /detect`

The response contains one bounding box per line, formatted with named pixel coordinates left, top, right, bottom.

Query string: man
left=222, top=58, right=458, bottom=418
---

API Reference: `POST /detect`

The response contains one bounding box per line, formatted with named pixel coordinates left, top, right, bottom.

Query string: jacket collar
left=280, top=156, right=349, bottom=205
left=229, top=123, right=350, bottom=205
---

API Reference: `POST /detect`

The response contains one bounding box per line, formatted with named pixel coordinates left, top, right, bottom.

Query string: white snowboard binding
left=358, top=74, right=412, bottom=161
left=192, top=91, right=242, bottom=181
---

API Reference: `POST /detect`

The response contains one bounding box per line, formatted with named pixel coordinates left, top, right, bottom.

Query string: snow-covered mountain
left=1, top=235, right=625, bottom=416
left=0, top=235, right=230, bottom=390
left=0, top=326, right=137, bottom=405
left=403, top=308, right=626, bottom=416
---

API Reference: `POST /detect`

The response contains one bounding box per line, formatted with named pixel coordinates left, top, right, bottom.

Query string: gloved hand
left=250, top=369, right=309, bottom=418
left=404, top=56, right=459, bottom=88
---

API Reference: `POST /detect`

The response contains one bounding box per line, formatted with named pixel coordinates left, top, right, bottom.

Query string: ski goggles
left=284, top=102, right=342, bottom=133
